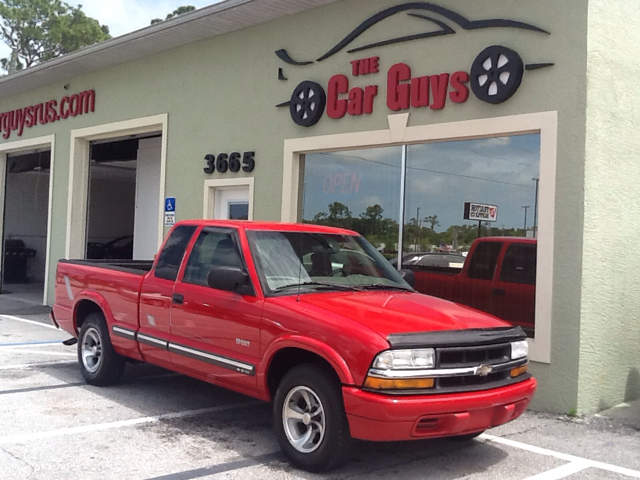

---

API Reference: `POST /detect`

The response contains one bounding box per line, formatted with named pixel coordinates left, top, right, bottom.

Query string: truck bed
left=53, top=260, right=152, bottom=343
left=59, top=259, right=154, bottom=275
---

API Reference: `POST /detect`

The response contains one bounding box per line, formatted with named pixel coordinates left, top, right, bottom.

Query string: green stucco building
left=0, top=0, right=637, bottom=414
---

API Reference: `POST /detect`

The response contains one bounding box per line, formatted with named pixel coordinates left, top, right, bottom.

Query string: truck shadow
left=36, top=361, right=508, bottom=479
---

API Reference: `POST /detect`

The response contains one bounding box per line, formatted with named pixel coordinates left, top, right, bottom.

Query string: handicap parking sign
left=165, top=197, right=176, bottom=213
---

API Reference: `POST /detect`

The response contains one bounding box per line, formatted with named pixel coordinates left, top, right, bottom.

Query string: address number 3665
left=204, top=151, right=255, bottom=174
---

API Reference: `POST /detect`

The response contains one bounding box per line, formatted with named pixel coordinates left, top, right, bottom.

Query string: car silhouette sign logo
left=276, top=2, right=553, bottom=127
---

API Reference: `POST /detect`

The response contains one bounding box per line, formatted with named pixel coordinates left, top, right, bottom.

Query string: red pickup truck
left=52, top=221, right=535, bottom=472
left=407, top=237, right=536, bottom=335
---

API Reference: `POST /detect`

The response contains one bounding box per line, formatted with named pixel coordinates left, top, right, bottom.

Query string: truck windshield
left=246, top=230, right=411, bottom=295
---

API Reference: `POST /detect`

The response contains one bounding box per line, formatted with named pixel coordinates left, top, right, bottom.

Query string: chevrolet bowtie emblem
left=476, top=364, right=493, bottom=376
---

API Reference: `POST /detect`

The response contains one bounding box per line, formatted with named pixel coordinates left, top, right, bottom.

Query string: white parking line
left=482, top=434, right=640, bottom=478
left=0, top=341, right=64, bottom=348
left=0, top=314, right=58, bottom=330
left=0, top=401, right=259, bottom=445
left=522, top=461, right=590, bottom=480
left=0, top=349, right=76, bottom=356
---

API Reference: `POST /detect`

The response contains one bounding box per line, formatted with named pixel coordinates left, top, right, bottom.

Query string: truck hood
left=279, top=291, right=509, bottom=340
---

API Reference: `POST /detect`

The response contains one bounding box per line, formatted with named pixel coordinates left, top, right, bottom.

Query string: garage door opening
left=86, top=135, right=161, bottom=261
left=2, top=149, right=51, bottom=303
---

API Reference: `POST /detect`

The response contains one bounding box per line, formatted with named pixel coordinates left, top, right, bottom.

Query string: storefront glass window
left=301, top=134, right=540, bottom=337
left=302, top=147, right=402, bottom=259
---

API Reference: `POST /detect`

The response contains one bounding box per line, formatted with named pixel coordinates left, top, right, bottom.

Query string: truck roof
left=475, top=236, right=537, bottom=244
left=173, top=219, right=358, bottom=235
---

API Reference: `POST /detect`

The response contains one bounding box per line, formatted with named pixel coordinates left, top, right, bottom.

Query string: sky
left=0, top=1, right=221, bottom=60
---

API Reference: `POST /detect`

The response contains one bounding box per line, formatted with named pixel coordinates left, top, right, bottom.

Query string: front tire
left=273, top=364, right=351, bottom=472
left=78, top=312, right=126, bottom=386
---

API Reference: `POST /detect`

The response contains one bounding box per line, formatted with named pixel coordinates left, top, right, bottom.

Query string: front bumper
left=343, top=377, right=536, bottom=441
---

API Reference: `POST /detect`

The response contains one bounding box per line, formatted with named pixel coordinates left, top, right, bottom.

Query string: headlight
left=511, top=340, right=528, bottom=360
left=372, top=349, right=436, bottom=370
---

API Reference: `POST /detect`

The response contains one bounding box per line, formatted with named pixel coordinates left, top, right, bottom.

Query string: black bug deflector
left=387, top=326, right=526, bottom=349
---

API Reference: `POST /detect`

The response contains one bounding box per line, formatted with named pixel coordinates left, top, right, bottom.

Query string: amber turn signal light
left=510, top=364, right=529, bottom=378
left=364, top=376, right=435, bottom=390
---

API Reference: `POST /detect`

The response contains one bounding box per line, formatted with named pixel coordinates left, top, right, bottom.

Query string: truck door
left=169, top=227, right=262, bottom=393
left=453, top=241, right=502, bottom=315
left=138, top=225, right=197, bottom=367
left=490, top=242, right=536, bottom=335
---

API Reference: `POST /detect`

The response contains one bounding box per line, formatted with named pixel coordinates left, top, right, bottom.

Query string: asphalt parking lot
left=1, top=312, right=639, bottom=480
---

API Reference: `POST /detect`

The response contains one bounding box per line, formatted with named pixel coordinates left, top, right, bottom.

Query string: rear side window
left=154, top=225, right=197, bottom=281
left=183, top=229, right=243, bottom=286
left=499, top=244, right=537, bottom=285
left=467, top=242, right=502, bottom=280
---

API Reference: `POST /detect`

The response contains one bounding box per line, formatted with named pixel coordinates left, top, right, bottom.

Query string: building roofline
left=0, top=0, right=338, bottom=98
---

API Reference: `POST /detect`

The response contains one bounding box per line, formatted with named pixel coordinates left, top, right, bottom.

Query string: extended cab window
left=183, top=229, right=243, bottom=287
left=499, top=244, right=537, bottom=285
left=467, top=242, right=502, bottom=280
left=154, top=225, right=196, bottom=281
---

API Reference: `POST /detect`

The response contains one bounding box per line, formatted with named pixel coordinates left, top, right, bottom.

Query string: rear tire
left=78, top=312, right=126, bottom=386
left=273, top=364, right=351, bottom=472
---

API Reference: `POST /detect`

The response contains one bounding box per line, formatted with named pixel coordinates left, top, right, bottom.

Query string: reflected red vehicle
left=51, top=221, right=535, bottom=472
left=406, top=237, right=537, bottom=334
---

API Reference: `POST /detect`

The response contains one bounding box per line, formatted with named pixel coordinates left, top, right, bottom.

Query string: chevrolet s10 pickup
left=52, top=220, right=536, bottom=472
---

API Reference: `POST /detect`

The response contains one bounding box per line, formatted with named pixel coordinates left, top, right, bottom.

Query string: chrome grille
left=437, top=343, right=511, bottom=369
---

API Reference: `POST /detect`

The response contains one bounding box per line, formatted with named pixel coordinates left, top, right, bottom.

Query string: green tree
left=326, top=202, right=352, bottom=228
left=0, top=0, right=110, bottom=73
left=424, top=214, right=440, bottom=231
left=151, top=5, right=196, bottom=25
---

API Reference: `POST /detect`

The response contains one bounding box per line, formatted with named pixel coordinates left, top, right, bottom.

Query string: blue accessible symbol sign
left=164, top=197, right=176, bottom=227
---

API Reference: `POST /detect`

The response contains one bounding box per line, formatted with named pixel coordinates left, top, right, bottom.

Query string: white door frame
left=0, top=134, right=56, bottom=305
left=203, top=177, right=254, bottom=220
left=66, top=114, right=168, bottom=259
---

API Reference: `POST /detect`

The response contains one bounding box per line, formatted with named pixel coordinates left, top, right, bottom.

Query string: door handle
left=491, top=288, right=505, bottom=297
left=172, top=293, right=184, bottom=305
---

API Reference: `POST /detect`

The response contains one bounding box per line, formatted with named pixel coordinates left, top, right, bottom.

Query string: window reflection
left=302, top=147, right=402, bottom=259
left=301, top=134, right=540, bottom=338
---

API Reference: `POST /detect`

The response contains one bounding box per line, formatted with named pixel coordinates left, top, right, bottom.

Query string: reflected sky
left=302, top=134, right=540, bottom=231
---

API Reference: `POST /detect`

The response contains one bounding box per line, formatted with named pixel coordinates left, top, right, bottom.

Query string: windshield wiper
left=357, top=284, right=414, bottom=292
left=273, top=282, right=363, bottom=293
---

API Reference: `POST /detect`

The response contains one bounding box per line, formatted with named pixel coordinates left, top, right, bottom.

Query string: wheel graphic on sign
left=289, top=81, right=326, bottom=127
left=470, top=45, right=524, bottom=105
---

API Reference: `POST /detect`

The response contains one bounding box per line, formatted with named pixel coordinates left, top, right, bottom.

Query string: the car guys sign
left=275, top=2, right=553, bottom=128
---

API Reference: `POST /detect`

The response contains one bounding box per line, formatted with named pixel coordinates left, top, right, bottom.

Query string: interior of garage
left=86, top=135, right=161, bottom=261
left=2, top=149, right=51, bottom=303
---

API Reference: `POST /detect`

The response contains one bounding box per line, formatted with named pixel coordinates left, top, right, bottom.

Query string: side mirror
left=399, top=268, right=416, bottom=288
left=207, top=266, right=251, bottom=294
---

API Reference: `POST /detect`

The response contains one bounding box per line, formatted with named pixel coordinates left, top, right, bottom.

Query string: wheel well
left=267, top=347, right=340, bottom=398
left=74, top=300, right=103, bottom=333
